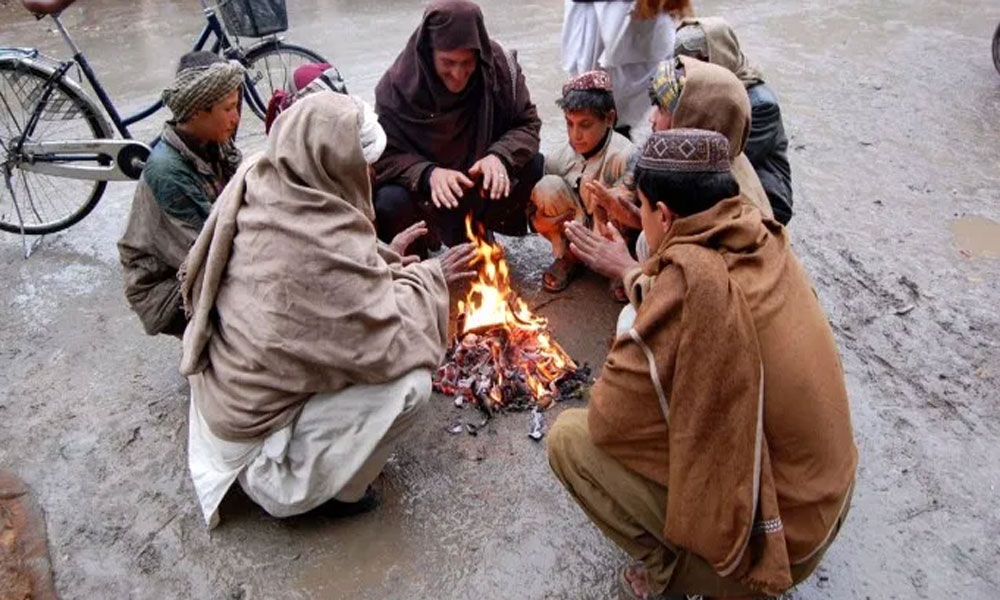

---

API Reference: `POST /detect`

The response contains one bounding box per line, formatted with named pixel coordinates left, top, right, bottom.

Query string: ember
left=433, top=218, right=591, bottom=413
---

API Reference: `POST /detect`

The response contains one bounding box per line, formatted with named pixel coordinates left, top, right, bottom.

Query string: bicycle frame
left=46, top=1, right=270, bottom=140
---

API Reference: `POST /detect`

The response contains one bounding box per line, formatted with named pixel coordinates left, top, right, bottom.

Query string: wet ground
left=2, top=0, right=1000, bottom=598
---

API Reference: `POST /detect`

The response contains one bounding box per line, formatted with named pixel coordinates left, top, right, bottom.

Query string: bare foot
left=624, top=563, right=651, bottom=598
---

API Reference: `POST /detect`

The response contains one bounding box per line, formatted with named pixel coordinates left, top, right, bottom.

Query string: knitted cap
left=162, top=60, right=245, bottom=122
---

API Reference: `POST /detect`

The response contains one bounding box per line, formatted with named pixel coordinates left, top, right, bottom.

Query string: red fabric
left=292, top=62, right=332, bottom=92
left=264, top=90, right=290, bottom=134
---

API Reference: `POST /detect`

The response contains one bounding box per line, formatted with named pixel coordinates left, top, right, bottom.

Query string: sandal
left=610, top=278, right=628, bottom=304
left=542, top=256, right=579, bottom=293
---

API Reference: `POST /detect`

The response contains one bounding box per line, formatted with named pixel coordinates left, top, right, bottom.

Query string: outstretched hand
left=437, top=243, right=478, bottom=284
left=583, top=179, right=642, bottom=230
left=469, top=154, right=510, bottom=200
left=389, top=221, right=428, bottom=265
left=430, top=167, right=474, bottom=210
left=564, top=220, right=639, bottom=281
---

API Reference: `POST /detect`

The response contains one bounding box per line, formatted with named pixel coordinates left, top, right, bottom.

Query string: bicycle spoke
left=35, top=171, right=68, bottom=217
left=0, top=81, right=25, bottom=136
left=264, top=53, right=279, bottom=96
left=17, top=169, right=45, bottom=224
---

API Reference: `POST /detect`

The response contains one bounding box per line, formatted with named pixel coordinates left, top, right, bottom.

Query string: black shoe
left=320, top=485, right=380, bottom=518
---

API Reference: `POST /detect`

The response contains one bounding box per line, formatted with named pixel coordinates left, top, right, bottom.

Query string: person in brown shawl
left=549, top=129, right=857, bottom=599
left=373, top=0, right=543, bottom=254
left=118, top=51, right=244, bottom=337
left=179, top=91, right=476, bottom=528
left=675, top=17, right=794, bottom=224
left=584, top=56, right=776, bottom=238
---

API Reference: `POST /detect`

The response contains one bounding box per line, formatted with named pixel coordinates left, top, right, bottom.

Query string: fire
left=433, top=218, right=589, bottom=413
left=460, top=217, right=545, bottom=333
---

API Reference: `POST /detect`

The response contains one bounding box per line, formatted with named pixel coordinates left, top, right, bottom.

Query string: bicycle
left=0, top=0, right=327, bottom=252
left=994, top=21, right=1000, bottom=77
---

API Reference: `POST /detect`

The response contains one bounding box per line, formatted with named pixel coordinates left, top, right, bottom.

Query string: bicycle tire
left=0, top=59, right=110, bottom=235
left=241, top=41, right=328, bottom=121
left=993, top=22, right=1000, bottom=77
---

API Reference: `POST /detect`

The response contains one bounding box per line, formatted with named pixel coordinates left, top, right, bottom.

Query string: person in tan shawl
left=675, top=17, right=794, bottom=224
left=585, top=57, right=776, bottom=236
left=549, top=129, right=857, bottom=599
left=180, top=91, right=476, bottom=528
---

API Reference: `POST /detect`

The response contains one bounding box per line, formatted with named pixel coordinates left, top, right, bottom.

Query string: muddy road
left=2, top=0, right=999, bottom=598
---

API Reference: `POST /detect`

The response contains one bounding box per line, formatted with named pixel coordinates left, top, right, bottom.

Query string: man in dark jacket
left=675, top=17, right=794, bottom=224
left=373, top=0, right=543, bottom=253
left=117, top=51, right=243, bottom=337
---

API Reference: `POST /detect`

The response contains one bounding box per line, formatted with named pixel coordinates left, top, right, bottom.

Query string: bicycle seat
left=22, top=0, right=77, bottom=16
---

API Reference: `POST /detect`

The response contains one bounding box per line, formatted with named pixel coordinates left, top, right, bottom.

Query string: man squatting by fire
left=552, top=128, right=857, bottom=600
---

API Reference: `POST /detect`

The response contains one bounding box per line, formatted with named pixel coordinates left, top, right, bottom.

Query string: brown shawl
left=588, top=197, right=857, bottom=595
left=180, top=92, right=450, bottom=441
left=374, top=0, right=540, bottom=189
left=681, top=17, right=764, bottom=88
left=672, top=56, right=772, bottom=220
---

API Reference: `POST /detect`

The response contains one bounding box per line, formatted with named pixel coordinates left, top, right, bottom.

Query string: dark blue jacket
left=746, top=83, right=793, bottom=224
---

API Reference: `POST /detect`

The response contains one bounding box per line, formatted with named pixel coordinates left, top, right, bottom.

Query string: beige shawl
left=673, top=56, right=773, bottom=220
left=180, top=92, right=450, bottom=441
left=681, top=17, right=764, bottom=88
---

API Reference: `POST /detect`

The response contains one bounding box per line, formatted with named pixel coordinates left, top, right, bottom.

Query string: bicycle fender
left=0, top=54, right=115, bottom=139
left=0, top=47, right=40, bottom=60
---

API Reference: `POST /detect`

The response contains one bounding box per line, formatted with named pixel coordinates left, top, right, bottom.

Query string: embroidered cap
left=638, top=128, right=731, bottom=174
left=562, top=70, right=613, bottom=96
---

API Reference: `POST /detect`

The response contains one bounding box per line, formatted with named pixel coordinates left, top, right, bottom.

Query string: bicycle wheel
left=241, top=41, right=328, bottom=121
left=993, top=22, right=1000, bottom=77
left=0, top=59, right=110, bottom=235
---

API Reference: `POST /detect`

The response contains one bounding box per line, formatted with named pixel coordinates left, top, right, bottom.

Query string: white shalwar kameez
left=188, top=369, right=431, bottom=528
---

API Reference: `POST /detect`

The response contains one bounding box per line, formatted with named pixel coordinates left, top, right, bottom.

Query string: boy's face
left=638, top=188, right=673, bottom=251
left=565, top=109, right=614, bottom=156
left=184, top=88, right=242, bottom=144
left=649, top=105, right=673, bottom=132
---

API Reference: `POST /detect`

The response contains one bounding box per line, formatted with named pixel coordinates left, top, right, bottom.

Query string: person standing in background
left=561, top=0, right=693, bottom=139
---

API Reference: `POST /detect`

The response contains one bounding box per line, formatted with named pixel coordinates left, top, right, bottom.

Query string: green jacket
left=117, top=125, right=241, bottom=336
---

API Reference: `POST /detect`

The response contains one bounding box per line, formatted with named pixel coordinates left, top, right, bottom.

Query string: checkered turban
left=162, top=60, right=245, bottom=122
left=638, top=128, right=730, bottom=173
left=648, top=59, right=685, bottom=113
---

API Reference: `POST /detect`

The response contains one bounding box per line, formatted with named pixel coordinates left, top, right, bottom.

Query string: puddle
left=950, top=216, right=1000, bottom=259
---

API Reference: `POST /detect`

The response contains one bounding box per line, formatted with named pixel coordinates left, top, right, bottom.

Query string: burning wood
left=433, top=219, right=591, bottom=414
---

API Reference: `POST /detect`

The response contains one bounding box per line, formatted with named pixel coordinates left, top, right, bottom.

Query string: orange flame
left=456, top=217, right=577, bottom=408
